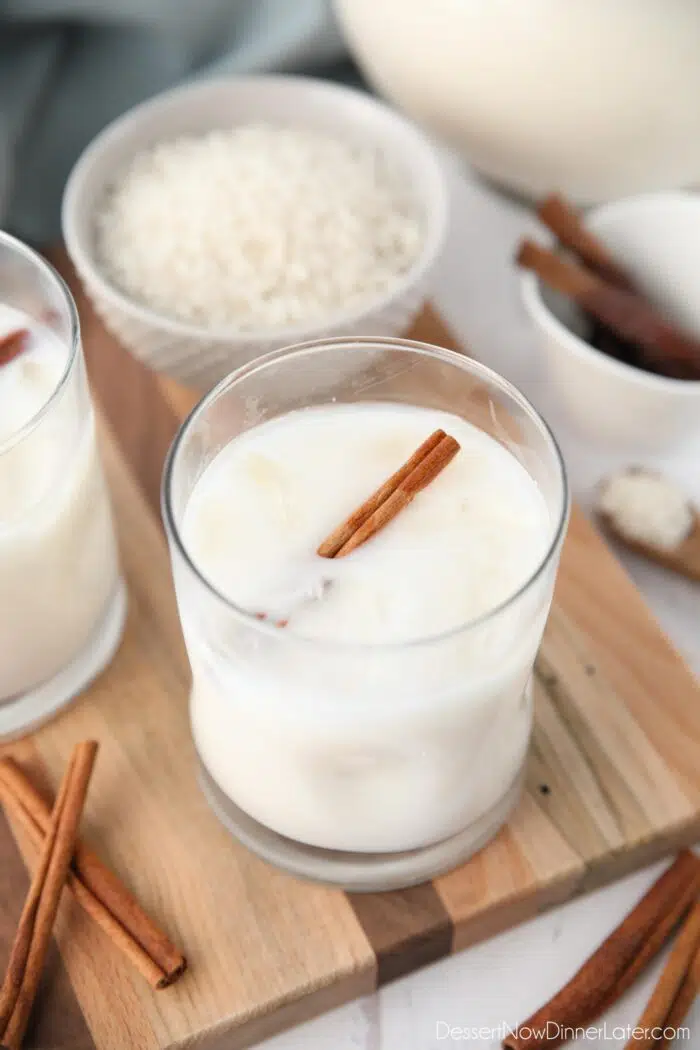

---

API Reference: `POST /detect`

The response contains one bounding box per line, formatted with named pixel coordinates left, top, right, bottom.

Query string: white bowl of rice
left=62, top=75, right=447, bottom=390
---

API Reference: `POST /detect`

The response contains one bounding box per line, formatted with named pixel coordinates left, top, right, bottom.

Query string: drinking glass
left=0, top=233, right=126, bottom=737
left=163, top=337, right=568, bottom=889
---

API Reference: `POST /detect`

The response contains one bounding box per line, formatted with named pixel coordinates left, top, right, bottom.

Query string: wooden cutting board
left=2, top=262, right=700, bottom=1050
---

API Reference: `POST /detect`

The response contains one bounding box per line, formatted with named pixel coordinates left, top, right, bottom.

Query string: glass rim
left=0, top=231, right=80, bottom=456
left=162, top=335, right=570, bottom=651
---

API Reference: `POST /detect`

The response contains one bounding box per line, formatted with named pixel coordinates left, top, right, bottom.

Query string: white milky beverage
left=0, top=303, right=121, bottom=709
left=180, top=402, right=557, bottom=853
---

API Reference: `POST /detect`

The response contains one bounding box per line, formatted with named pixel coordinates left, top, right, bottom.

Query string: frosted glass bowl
left=62, top=75, right=447, bottom=391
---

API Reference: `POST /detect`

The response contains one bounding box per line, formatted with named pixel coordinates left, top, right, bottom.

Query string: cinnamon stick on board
left=317, top=429, right=460, bottom=559
left=0, top=741, right=98, bottom=1050
left=517, top=240, right=700, bottom=379
left=0, top=756, right=185, bottom=989
left=0, top=756, right=75, bottom=1034
left=537, top=194, right=635, bottom=290
left=1, top=781, right=174, bottom=990
left=623, top=898, right=700, bottom=1050
left=503, top=850, right=700, bottom=1050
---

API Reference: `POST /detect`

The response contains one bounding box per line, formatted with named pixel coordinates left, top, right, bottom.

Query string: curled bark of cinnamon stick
left=318, top=429, right=460, bottom=559
left=656, top=940, right=700, bottom=1050
left=537, top=194, right=635, bottom=291
left=503, top=851, right=700, bottom=1050
left=0, top=741, right=98, bottom=1050
left=0, top=756, right=186, bottom=990
left=517, top=240, right=700, bottom=380
left=317, top=428, right=448, bottom=558
left=0, top=329, right=29, bottom=368
left=623, top=899, right=700, bottom=1050
left=1, top=783, right=173, bottom=991
left=596, top=871, right=700, bottom=1014
left=0, top=757, right=74, bottom=1034
left=537, top=194, right=641, bottom=364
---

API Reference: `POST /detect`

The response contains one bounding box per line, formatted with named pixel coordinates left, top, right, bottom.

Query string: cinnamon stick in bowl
left=517, top=240, right=700, bottom=380
left=537, top=194, right=642, bottom=367
left=537, top=194, right=635, bottom=291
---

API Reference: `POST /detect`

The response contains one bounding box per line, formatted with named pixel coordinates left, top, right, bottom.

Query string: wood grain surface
left=1, top=253, right=699, bottom=1049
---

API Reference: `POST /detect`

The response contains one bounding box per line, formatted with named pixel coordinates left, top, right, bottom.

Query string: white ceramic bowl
left=335, top=0, right=700, bottom=204
left=62, top=75, right=447, bottom=390
left=520, top=193, right=700, bottom=450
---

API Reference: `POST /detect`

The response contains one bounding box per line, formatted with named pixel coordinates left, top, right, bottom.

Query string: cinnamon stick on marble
left=0, top=757, right=185, bottom=990
left=0, top=741, right=98, bottom=1050
left=623, top=898, right=700, bottom=1050
left=656, top=939, right=700, bottom=1050
left=517, top=240, right=700, bottom=379
left=537, top=194, right=635, bottom=290
left=594, top=869, right=700, bottom=1014
left=503, top=850, right=700, bottom=1050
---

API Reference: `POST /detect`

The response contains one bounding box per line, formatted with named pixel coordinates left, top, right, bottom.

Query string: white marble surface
left=258, top=161, right=700, bottom=1050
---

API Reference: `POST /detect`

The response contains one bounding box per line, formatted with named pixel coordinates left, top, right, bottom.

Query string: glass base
left=0, top=580, right=127, bottom=741
left=198, top=759, right=524, bottom=892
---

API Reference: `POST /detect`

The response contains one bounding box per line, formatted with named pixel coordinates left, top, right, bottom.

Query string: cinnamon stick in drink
left=0, top=329, right=29, bottom=368
left=317, top=429, right=447, bottom=557
left=517, top=240, right=700, bottom=379
left=317, top=430, right=460, bottom=559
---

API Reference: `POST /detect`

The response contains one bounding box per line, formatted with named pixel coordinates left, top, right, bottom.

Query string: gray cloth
left=0, top=0, right=353, bottom=243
